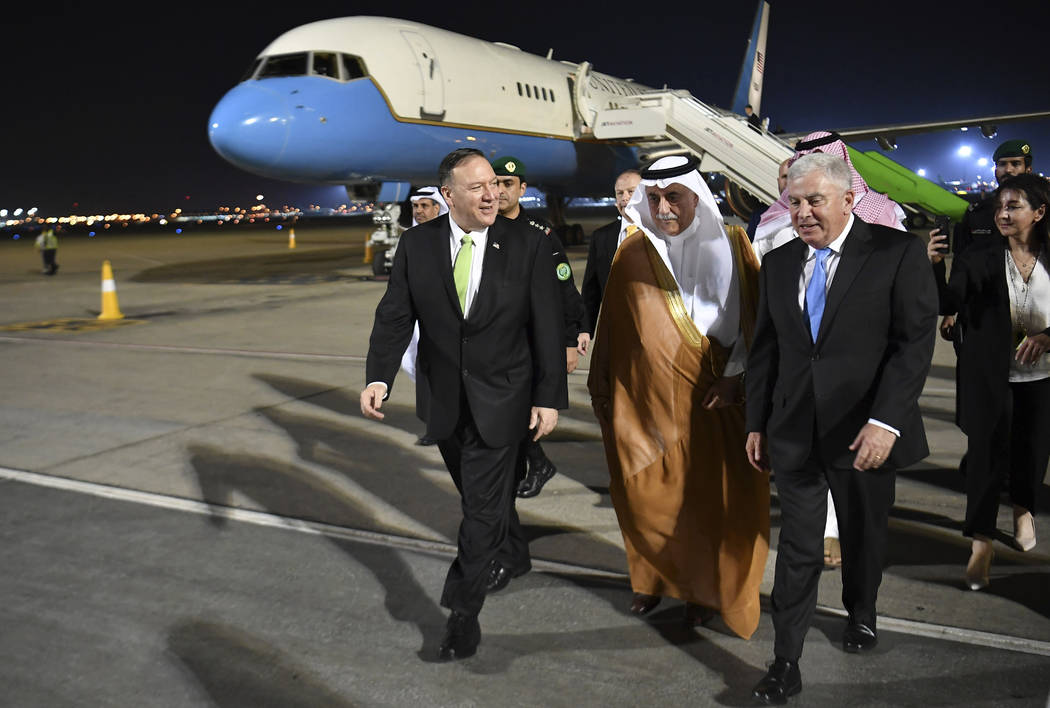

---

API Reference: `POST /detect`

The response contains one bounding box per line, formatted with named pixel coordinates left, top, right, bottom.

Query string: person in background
left=490, top=155, right=586, bottom=499
left=34, top=225, right=59, bottom=275
left=927, top=173, right=1050, bottom=590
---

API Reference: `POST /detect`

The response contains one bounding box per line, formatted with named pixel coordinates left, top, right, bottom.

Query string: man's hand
left=530, top=406, right=559, bottom=441
left=745, top=432, right=770, bottom=473
left=360, top=383, right=388, bottom=420
left=848, top=423, right=897, bottom=471
left=939, top=315, right=956, bottom=342
left=576, top=332, right=592, bottom=356
left=702, top=374, right=743, bottom=410
left=566, top=347, right=579, bottom=374
left=1016, top=332, right=1050, bottom=365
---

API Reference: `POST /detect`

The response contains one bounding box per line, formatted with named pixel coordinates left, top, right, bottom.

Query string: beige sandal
left=823, top=537, right=842, bottom=568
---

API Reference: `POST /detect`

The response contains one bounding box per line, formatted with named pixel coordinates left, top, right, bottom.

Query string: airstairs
left=585, top=89, right=795, bottom=206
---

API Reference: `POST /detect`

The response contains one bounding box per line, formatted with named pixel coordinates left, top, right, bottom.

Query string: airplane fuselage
left=208, top=17, right=649, bottom=196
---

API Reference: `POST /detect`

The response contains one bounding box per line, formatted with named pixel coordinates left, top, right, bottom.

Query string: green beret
left=993, top=139, right=1032, bottom=163
left=491, top=156, right=526, bottom=179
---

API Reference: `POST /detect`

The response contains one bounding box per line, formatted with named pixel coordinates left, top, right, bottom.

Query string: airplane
left=207, top=3, right=1050, bottom=240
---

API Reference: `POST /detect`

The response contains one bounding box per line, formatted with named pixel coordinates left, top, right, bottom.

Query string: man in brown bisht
left=587, top=154, right=769, bottom=639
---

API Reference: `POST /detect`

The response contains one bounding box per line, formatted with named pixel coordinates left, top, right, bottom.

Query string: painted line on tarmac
left=0, top=335, right=366, bottom=362
left=2, top=465, right=1049, bottom=658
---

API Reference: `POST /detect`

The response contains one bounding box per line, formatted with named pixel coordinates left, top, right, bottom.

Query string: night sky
left=7, top=1, right=1049, bottom=215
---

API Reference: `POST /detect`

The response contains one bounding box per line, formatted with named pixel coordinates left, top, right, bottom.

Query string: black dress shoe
left=437, top=611, right=480, bottom=661
left=517, top=458, right=557, bottom=498
left=415, top=435, right=437, bottom=446
left=842, top=622, right=878, bottom=653
left=629, top=592, right=661, bottom=615
left=751, top=657, right=801, bottom=705
left=484, top=560, right=512, bottom=594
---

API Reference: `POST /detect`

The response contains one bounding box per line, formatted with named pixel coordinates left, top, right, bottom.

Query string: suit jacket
left=745, top=219, right=938, bottom=471
left=366, top=214, right=567, bottom=448
left=934, top=237, right=1050, bottom=435
left=581, top=218, right=621, bottom=335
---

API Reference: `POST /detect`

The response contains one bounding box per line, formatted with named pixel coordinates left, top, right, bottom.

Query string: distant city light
left=0, top=210, right=6, bottom=217
left=957, top=145, right=973, bottom=157
left=917, top=168, right=926, bottom=177
left=256, top=194, right=264, bottom=201
left=13, top=208, right=23, bottom=216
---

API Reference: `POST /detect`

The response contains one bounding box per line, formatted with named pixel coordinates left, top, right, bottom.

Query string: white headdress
left=409, top=186, right=448, bottom=227
left=624, top=155, right=739, bottom=345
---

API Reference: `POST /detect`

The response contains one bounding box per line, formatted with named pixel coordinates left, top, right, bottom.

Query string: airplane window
left=550, top=90, right=555, bottom=103
left=533, top=85, right=539, bottom=100
left=517, top=82, right=523, bottom=96
left=312, top=52, right=339, bottom=79
left=525, top=84, right=532, bottom=98
left=241, top=57, right=262, bottom=82
left=341, top=54, right=367, bottom=80
left=541, top=87, right=548, bottom=101
left=257, top=53, right=308, bottom=78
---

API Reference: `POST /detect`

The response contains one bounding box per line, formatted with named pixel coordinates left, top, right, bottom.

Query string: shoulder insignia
left=556, top=263, right=572, bottom=281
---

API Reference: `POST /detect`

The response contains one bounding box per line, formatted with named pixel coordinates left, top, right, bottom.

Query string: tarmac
left=0, top=218, right=1048, bottom=707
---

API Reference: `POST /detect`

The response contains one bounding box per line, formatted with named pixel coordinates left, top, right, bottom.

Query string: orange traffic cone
left=364, top=238, right=374, bottom=264
left=288, top=227, right=297, bottom=249
left=98, top=260, right=124, bottom=320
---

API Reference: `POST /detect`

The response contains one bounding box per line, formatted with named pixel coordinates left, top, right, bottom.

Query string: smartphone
left=934, top=215, right=952, bottom=252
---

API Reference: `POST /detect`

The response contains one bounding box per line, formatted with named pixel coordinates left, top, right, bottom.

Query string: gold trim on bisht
left=643, top=236, right=706, bottom=349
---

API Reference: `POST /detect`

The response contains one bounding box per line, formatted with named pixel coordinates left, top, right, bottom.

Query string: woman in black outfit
left=928, top=173, right=1050, bottom=590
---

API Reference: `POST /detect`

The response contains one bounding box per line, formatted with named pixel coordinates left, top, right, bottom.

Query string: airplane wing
left=781, top=111, right=1050, bottom=150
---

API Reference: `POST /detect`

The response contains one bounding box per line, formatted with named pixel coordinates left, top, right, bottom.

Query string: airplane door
left=400, top=31, right=445, bottom=119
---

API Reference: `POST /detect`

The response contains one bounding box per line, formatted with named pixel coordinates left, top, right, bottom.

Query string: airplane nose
left=207, top=83, right=292, bottom=173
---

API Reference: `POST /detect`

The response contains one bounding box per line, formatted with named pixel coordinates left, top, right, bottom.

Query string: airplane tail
left=731, top=1, right=770, bottom=117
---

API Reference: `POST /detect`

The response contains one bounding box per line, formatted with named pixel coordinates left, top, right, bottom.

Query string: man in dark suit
left=361, top=148, right=567, bottom=661
left=744, top=152, right=937, bottom=704
left=580, top=168, right=641, bottom=337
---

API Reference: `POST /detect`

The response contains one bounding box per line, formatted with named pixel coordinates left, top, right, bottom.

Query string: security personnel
left=491, top=155, right=586, bottom=498
left=935, top=139, right=1034, bottom=342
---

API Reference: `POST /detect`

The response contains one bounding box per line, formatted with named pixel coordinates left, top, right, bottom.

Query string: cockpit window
left=312, top=52, right=339, bottom=79
left=257, top=52, right=308, bottom=79
left=342, top=54, right=367, bottom=80
left=249, top=52, right=367, bottom=82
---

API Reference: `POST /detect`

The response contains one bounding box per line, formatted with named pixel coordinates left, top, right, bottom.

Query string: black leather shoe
left=517, top=458, right=557, bottom=498
left=415, top=435, right=437, bottom=446
left=437, top=611, right=480, bottom=661
left=751, top=657, right=801, bottom=705
left=842, top=622, right=878, bottom=653
left=629, top=593, right=661, bottom=615
left=684, top=602, right=716, bottom=626
left=484, top=560, right=511, bottom=594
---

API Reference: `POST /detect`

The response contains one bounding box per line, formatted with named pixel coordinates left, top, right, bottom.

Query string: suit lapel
left=817, top=219, right=874, bottom=344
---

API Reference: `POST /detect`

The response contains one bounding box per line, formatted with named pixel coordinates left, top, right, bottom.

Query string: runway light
left=276, top=224, right=283, bottom=230
left=917, top=168, right=926, bottom=177
left=957, top=145, right=973, bottom=157
left=256, top=194, right=264, bottom=201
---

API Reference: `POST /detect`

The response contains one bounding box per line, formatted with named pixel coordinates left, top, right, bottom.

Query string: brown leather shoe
left=629, top=593, right=661, bottom=615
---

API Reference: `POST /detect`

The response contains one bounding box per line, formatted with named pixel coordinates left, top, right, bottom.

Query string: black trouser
left=771, top=453, right=895, bottom=661
left=964, top=376, right=1050, bottom=538
left=42, top=249, right=57, bottom=273
left=437, top=398, right=530, bottom=616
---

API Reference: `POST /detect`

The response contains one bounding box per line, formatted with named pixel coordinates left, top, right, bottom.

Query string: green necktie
left=453, top=234, right=474, bottom=313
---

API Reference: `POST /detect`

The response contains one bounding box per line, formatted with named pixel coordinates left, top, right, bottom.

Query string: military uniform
left=492, top=155, right=585, bottom=498
left=953, top=195, right=999, bottom=256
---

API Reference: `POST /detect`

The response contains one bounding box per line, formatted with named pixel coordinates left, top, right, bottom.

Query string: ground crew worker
left=34, top=226, right=59, bottom=275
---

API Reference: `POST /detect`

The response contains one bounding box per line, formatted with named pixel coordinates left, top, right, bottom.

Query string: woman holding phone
left=928, top=173, right=1050, bottom=590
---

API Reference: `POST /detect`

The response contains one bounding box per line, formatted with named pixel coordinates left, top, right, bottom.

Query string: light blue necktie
left=805, top=248, right=831, bottom=341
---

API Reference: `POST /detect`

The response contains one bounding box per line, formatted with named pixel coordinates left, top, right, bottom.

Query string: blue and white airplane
left=206, top=4, right=1048, bottom=227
